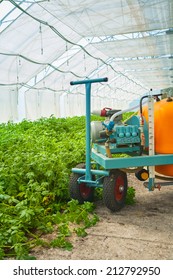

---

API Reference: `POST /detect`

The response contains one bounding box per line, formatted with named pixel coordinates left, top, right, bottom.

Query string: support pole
left=85, top=82, right=91, bottom=180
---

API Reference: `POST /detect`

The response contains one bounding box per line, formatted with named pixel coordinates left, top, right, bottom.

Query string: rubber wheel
left=103, top=169, right=127, bottom=212
left=69, top=163, right=94, bottom=204
left=135, top=168, right=149, bottom=181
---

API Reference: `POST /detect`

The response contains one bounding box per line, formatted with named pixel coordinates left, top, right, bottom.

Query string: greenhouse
left=0, top=0, right=173, bottom=262
left=0, top=0, right=172, bottom=122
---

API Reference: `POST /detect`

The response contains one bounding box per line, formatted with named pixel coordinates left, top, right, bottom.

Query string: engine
left=91, top=108, right=142, bottom=156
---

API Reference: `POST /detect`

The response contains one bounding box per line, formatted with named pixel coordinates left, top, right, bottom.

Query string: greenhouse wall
left=0, top=88, right=134, bottom=123
left=0, top=88, right=18, bottom=123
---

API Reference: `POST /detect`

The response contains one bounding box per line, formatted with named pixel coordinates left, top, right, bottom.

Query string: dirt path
left=33, top=174, right=173, bottom=260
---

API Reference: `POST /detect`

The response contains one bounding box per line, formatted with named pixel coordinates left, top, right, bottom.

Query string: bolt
left=119, top=185, right=124, bottom=193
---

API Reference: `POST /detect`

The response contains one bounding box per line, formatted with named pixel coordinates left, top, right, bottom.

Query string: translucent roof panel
left=1, top=0, right=172, bottom=91
left=92, top=34, right=173, bottom=58
left=0, top=1, right=82, bottom=85
left=116, top=57, right=173, bottom=71
left=0, top=0, right=32, bottom=32
left=0, top=0, right=172, bottom=122
left=91, top=33, right=173, bottom=90
left=39, top=0, right=173, bottom=36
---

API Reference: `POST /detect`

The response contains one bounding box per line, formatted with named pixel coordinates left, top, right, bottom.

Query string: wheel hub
left=119, top=185, right=124, bottom=193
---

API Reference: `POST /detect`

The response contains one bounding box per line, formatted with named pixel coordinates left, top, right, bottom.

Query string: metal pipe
left=85, top=82, right=91, bottom=180
left=70, top=77, right=108, bottom=181
left=72, top=168, right=109, bottom=176
left=70, top=77, right=108, bottom=85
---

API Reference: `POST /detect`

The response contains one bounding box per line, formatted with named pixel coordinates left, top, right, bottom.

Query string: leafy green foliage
left=0, top=116, right=90, bottom=259
left=125, top=187, right=136, bottom=205
left=95, top=186, right=136, bottom=205
left=0, top=114, right=136, bottom=259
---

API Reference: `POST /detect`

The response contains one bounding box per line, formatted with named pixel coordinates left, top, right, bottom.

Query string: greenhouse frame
left=0, top=0, right=172, bottom=123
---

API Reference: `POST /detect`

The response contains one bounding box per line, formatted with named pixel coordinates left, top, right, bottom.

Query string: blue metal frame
left=70, top=77, right=173, bottom=191
left=70, top=77, right=108, bottom=184
left=93, top=143, right=140, bottom=154
left=91, top=150, right=173, bottom=170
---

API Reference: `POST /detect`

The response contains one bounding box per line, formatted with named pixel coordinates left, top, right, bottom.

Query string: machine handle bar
left=70, top=77, right=108, bottom=86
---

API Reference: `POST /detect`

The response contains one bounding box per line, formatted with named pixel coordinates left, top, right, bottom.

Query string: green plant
left=0, top=117, right=97, bottom=259
left=0, top=114, right=136, bottom=259
left=125, top=187, right=136, bottom=205
left=95, top=186, right=136, bottom=205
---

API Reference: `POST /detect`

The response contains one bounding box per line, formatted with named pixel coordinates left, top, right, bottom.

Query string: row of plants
left=0, top=115, right=135, bottom=259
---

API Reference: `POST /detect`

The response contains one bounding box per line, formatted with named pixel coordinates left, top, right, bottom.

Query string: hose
left=110, top=92, right=162, bottom=123
left=110, top=103, right=141, bottom=122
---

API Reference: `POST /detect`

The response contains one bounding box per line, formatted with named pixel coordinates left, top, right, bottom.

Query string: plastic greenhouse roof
left=0, top=0, right=173, bottom=121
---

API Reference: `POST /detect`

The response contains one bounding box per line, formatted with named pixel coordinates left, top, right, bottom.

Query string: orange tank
left=142, top=98, right=173, bottom=176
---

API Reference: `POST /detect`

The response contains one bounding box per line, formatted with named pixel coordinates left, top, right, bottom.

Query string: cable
left=40, top=2, right=149, bottom=90
left=0, top=52, right=87, bottom=79
left=15, top=0, right=48, bottom=3
left=0, top=51, right=145, bottom=101
left=8, top=0, right=148, bottom=91
left=0, top=82, right=70, bottom=92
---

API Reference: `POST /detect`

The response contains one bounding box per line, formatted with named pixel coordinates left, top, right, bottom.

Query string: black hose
left=139, top=90, right=162, bottom=115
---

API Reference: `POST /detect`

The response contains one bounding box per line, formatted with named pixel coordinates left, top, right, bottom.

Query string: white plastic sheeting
left=0, top=87, right=18, bottom=122
left=0, top=0, right=172, bottom=122
left=92, top=34, right=173, bottom=58
left=92, top=34, right=173, bottom=88
left=41, top=0, right=173, bottom=36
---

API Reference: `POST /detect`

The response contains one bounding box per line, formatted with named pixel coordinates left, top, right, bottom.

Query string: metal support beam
left=91, top=149, right=173, bottom=170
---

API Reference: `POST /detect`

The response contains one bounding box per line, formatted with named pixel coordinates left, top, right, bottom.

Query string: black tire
left=103, top=169, right=127, bottom=212
left=69, top=163, right=94, bottom=204
left=135, top=168, right=149, bottom=181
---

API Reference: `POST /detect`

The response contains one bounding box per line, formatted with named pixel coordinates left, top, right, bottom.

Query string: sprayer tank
left=142, top=98, right=173, bottom=176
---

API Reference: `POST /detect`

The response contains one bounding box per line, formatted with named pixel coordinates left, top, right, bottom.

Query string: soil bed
left=32, top=173, right=173, bottom=260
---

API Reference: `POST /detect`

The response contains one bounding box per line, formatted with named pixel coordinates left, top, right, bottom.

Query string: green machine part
left=125, top=115, right=149, bottom=151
